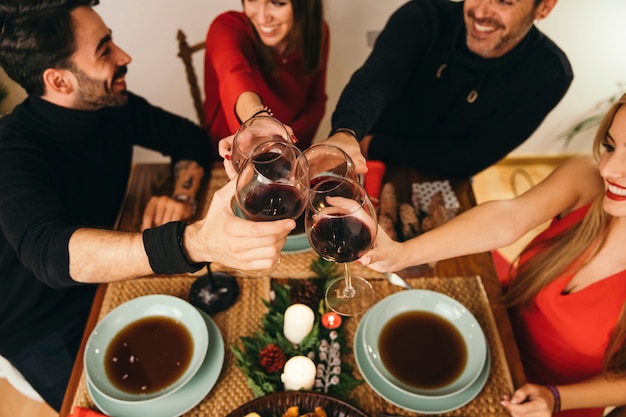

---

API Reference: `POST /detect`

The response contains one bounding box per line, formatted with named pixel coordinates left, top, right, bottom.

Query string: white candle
left=281, top=356, right=316, bottom=391
left=283, top=303, right=315, bottom=345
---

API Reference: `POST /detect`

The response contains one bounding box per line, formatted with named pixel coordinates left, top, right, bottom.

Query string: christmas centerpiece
left=231, top=257, right=362, bottom=400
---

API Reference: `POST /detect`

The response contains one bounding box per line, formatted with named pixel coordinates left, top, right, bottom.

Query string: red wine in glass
left=305, top=177, right=377, bottom=316
left=309, top=216, right=373, bottom=263
left=241, top=183, right=306, bottom=222
left=235, top=141, right=309, bottom=276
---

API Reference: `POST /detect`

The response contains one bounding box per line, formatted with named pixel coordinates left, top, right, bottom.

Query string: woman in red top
left=358, top=94, right=626, bottom=416
left=204, top=0, right=329, bottom=153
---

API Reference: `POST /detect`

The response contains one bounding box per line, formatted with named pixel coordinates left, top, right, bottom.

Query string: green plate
left=354, top=307, right=491, bottom=414
left=88, top=310, right=224, bottom=417
left=361, top=290, right=487, bottom=397
left=84, top=294, right=209, bottom=403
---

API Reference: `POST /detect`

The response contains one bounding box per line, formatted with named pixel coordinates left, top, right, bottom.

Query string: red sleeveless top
left=511, top=205, right=626, bottom=417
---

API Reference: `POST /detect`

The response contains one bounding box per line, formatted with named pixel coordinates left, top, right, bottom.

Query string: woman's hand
left=357, top=225, right=406, bottom=272
left=218, top=134, right=237, bottom=179
left=501, top=384, right=555, bottom=417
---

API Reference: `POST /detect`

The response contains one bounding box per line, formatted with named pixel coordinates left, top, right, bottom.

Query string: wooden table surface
left=59, top=162, right=526, bottom=417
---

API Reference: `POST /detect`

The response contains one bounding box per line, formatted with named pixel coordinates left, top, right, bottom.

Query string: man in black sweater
left=0, top=0, right=295, bottom=410
left=326, top=0, right=572, bottom=179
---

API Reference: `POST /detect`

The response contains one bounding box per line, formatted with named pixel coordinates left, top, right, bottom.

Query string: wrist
left=545, top=385, right=561, bottom=414
left=334, top=128, right=359, bottom=141
left=142, top=221, right=204, bottom=274
left=244, top=105, right=273, bottom=122
left=172, top=193, right=198, bottom=216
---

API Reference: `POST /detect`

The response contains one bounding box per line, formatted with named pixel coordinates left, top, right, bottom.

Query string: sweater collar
left=26, top=96, right=113, bottom=143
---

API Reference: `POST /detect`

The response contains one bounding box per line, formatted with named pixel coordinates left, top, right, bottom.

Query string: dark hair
left=0, top=0, right=99, bottom=96
left=246, top=0, right=325, bottom=76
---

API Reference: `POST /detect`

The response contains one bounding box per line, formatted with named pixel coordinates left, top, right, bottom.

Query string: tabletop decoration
left=281, top=355, right=317, bottom=390
left=283, top=304, right=315, bottom=345
left=231, top=257, right=362, bottom=400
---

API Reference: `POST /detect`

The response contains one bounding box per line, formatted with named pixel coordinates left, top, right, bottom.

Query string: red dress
left=203, top=11, right=329, bottom=150
left=510, top=204, right=626, bottom=417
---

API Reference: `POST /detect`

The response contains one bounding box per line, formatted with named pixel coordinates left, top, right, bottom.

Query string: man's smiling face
left=463, top=0, right=547, bottom=58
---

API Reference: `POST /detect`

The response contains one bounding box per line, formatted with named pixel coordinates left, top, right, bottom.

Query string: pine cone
left=290, top=280, right=323, bottom=311
left=259, top=344, right=286, bottom=374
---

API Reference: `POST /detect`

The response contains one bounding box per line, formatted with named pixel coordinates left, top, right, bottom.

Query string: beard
left=464, top=10, right=535, bottom=58
left=71, top=65, right=129, bottom=109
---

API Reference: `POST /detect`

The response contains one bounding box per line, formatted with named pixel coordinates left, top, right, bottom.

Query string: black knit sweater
left=331, top=0, right=573, bottom=178
left=0, top=93, right=212, bottom=356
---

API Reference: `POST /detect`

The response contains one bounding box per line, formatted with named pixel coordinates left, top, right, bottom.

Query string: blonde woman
left=359, top=95, right=626, bottom=417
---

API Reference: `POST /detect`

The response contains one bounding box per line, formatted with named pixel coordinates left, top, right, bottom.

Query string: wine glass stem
left=206, top=263, right=216, bottom=291
left=343, top=263, right=356, bottom=298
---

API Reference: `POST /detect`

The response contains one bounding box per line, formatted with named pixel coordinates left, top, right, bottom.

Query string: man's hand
left=141, top=195, right=193, bottom=230
left=184, top=178, right=295, bottom=271
left=322, top=132, right=368, bottom=174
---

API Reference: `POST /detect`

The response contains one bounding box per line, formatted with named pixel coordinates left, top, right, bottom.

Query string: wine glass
left=188, top=263, right=240, bottom=315
left=231, top=115, right=293, bottom=173
left=235, top=140, right=309, bottom=276
left=291, top=143, right=359, bottom=236
left=305, top=177, right=377, bottom=316
left=302, top=143, right=359, bottom=187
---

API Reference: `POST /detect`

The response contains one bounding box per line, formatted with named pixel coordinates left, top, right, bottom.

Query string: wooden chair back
left=177, top=29, right=206, bottom=126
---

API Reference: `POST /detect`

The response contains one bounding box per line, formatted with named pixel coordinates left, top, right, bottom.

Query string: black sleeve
left=330, top=1, right=435, bottom=140
left=124, top=93, right=214, bottom=170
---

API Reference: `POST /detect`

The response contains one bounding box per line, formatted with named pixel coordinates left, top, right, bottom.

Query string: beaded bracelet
left=545, top=384, right=561, bottom=414
left=246, top=105, right=273, bottom=121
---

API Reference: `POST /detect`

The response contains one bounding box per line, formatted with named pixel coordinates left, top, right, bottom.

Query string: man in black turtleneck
left=0, top=0, right=295, bottom=410
left=325, top=0, right=571, bottom=179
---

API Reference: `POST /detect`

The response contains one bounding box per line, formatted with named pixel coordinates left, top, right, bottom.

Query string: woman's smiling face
left=599, top=106, right=626, bottom=217
left=244, top=0, right=294, bottom=55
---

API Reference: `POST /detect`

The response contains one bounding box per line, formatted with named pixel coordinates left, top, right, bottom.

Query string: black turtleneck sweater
left=330, top=0, right=573, bottom=178
left=0, top=93, right=212, bottom=356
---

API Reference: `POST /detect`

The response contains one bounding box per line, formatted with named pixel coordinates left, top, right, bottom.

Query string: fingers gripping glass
left=231, top=115, right=293, bottom=173
left=305, top=177, right=377, bottom=316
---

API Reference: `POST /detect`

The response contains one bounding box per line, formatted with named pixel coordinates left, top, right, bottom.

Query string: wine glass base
left=325, top=276, right=375, bottom=317
left=189, top=271, right=240, bottom=315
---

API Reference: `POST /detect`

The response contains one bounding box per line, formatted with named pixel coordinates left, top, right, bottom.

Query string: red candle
left=321, top=312, right=342, bottom=329
left=364, top=160, right=386, bottom=208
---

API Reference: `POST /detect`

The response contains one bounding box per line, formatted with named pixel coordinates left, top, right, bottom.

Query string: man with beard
left=324, top=0, right=572, bottom=179
left=0, top=0, right=295, bottom=410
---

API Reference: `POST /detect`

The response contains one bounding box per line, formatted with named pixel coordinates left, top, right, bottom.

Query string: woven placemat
left=348, top=276, right=514, bottom=417
left=70, top=274, right=269, bottom=416
left=70, top=273, right=513, bottom=417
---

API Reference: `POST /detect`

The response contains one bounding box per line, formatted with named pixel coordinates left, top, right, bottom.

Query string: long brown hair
left=505, top=93, right=626, bottom=376
left=245, top=0, right=325, bottom=76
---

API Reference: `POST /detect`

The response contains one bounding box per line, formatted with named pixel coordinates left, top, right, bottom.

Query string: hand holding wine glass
left=229, top=115, right=293, bottom=174
left=305, top=177, right=377, bottom=316
left=235, top=140, right=309, bottom=276
left=302, top=143, right=359, bottom=187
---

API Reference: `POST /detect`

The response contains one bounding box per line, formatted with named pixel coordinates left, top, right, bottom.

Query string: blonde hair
left=505, top=93, right=626, bottom=375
